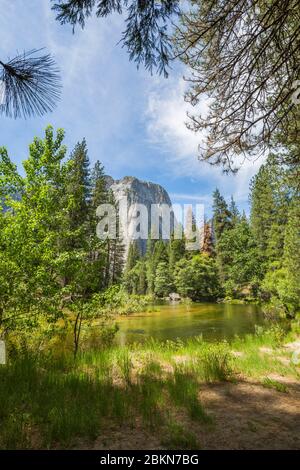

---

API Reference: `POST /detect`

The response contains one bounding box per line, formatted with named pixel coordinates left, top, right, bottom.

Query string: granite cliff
left=106, top=176, right=173, bottom=256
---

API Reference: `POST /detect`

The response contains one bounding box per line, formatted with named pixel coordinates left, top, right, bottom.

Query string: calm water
left=116, top=303, right=265, bottom=345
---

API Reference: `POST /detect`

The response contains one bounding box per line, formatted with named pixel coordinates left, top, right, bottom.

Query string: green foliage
left=174, top=254, right=220, bottom=301
left=154, top=261, right=173, bottom=297
left=0, top=127, right=68, bottom=334
left=93, top=285, right=154, bottom=316
left=282, top=197, right=300, bottom=315
left=253, top=163, right=300, bottom=317
left=216, top=217, right=263, bottom=298
left=250, top=157, right=290, bottom=265
left=0, top=127, right=124, bottom=351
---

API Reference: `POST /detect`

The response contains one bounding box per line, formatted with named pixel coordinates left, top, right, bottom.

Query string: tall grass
left=0, top=325, right=297, bottom=449
left=0, top=349, right=210, bottom=449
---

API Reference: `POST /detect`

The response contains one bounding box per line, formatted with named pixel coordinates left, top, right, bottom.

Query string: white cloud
left=145, top=75, right=265, bottom=205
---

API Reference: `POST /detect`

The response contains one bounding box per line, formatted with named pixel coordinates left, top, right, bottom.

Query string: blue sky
left=0, top=0, right=263, bottom=216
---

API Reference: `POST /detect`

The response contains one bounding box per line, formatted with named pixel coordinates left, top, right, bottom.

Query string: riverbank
left=0, top=326, right=299, bottom=450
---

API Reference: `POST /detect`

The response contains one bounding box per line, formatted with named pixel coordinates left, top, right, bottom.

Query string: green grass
left=262, top=377, right=288, bottom=393
left=230, top=326, right=299, bottom=379
left=0, top=350, right=209, bottom=449
left=0, top=325, right=298, bottom=449
left=166, top=366, right=212, bottom=423
left=161, top=422, right=200, bottom=450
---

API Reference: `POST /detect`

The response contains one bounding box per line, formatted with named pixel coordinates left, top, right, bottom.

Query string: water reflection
left=116, top=303, right=265, bottom=345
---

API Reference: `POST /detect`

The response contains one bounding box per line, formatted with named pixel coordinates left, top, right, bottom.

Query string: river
left=116, top=302, right=265, bottom=345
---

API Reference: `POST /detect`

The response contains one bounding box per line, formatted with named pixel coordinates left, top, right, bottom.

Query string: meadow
left=1, top=324, right=299, bottom=450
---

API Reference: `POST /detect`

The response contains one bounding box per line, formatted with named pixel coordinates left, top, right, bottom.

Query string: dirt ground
left=196, top=377, right=300, bottom=449
left=74, top=340, right=300, bottom=450
left=75, top=375, right=300, bottom=450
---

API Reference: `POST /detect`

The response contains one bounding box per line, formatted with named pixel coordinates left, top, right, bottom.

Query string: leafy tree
left=0, top=127, right=67, bottom=335
left=174, top=255, right=220, bottom=301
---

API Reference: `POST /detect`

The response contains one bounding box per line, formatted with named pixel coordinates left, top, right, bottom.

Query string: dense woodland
left=1, top=126, right=299, bottom=357
left=124, top=155, right=299, bottom=318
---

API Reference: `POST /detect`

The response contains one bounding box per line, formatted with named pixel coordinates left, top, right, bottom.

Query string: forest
left=0, top=0, right=299, bottom=453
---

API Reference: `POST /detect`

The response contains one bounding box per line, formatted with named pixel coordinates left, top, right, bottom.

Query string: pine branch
left=52, top=0, right=180, bottom=77
left=0, top=49, right=61, bottom=119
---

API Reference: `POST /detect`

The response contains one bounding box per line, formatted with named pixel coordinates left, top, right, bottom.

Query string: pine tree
left=216, top=218, right=263, bottom=297
left=169, top=234, right=186, bottom=274
left=58, top=139, right=94, bottom=293
left=91, top=160, right=108, bottom=209
left=65, top=139, right=91, bottom=237
left=125, top=241, right=141, bottom=272
left=89, top=160, right=110, bottom=291
left=282, top=196, right=300, bottom=313
left=250, top=157, right=289, bottom=264
left=138, top=260, right=147, bottom=295
left=229, top=196, right=240, bottom=226
left=153, top=240, right=168, bottom=265
left=154, top=261, right=173, bottom=297
left=107, top=192, right=125, bottom=285
left=212, top=189, right=232, bottom=242
left=145, top=237, right=155, bottom=294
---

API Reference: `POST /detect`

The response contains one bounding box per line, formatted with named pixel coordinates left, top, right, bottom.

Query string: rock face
left=106, top=176, right=173, bottom=256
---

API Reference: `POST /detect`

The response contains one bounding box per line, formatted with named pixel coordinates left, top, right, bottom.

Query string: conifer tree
left=282, top=196, right=300, bottom=313
left=106, top=191, right=125, bottom=286
left=125, top=241, right=140, bottom=272
left=216, top=217, right=263, bottom=297
left=91, top=160, right=108, bottom=210
left=145, top=237, right=156, bottom=294
left=169, top=234, right=186, bottom=274
left=250, top=157, right=289, bottom=264
left=229, top=196, right=240, bottom=227
left=212, top=189, right=232, bottom=242
left=65, top=138, right=91, bottom=236
left=154, top=261, right=173, bottom=298
left=137, top=260, right=146, bottom=295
